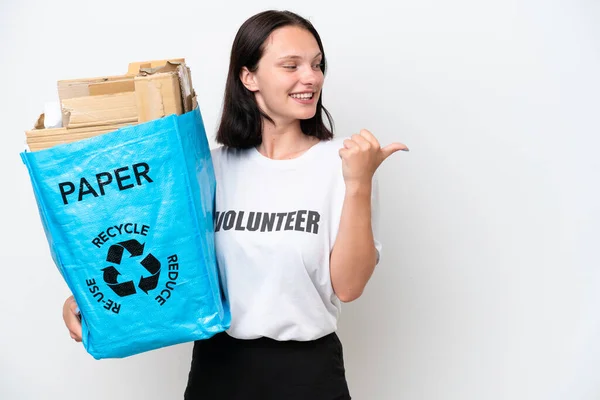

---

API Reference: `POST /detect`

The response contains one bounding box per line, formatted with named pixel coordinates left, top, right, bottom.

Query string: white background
left=1, top=0, right=598, bottom=399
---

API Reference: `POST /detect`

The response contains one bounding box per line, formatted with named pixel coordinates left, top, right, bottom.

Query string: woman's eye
left=282, top=63, right=322, bottom=71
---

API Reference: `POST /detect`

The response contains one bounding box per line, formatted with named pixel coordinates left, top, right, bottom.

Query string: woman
left=63, top=9, right=408, bottom=400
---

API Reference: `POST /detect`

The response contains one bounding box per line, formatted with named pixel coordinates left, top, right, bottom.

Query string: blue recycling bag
left=21, top=108, right=230, bottom=359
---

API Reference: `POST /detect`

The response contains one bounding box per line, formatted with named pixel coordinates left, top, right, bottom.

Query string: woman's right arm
left=63, top=295, right=82, bottom=342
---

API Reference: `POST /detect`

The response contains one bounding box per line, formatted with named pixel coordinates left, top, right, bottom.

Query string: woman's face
left=243, top=26, right=324, bottom=125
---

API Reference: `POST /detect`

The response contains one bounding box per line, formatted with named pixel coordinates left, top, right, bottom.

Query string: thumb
left=381, top=142, right=409, bottom=160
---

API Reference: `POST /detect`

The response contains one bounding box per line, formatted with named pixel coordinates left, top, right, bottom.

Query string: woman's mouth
left=289, top=92, right=315, bottom=104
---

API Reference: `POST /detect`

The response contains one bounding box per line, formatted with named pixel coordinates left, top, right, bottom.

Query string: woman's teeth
left=290, top=93, right=313, bottom=99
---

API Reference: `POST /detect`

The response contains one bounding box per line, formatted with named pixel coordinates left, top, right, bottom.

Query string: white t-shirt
left=211, top=136, right=382, bottom=341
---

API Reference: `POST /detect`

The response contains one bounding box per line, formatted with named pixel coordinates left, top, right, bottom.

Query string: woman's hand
left=63, top=295, right=82, bottom=342
left=339, top=129, right=408, bottom=191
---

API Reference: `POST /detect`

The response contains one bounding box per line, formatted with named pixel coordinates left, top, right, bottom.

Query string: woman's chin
left=294, top=109, right=318, bottom=121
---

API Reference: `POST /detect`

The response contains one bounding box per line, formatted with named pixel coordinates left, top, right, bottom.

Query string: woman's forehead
left=262, top=26, right=320, bottom=59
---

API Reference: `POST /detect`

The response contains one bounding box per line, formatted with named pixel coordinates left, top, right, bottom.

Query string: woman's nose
left=300, top=66, right=320, bottom=85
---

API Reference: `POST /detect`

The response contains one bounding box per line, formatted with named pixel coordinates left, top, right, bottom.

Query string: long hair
left=216, top=10, right=334, bottom=149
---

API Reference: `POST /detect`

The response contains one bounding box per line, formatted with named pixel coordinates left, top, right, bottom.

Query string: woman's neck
left=257, top=119, right=319, bottom=160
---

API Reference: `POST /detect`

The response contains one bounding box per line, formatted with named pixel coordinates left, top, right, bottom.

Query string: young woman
left=63, top=9, right=408, bottom=400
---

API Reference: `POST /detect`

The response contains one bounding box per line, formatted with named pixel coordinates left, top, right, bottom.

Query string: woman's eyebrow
left=278, top=52, right=323, bottom=60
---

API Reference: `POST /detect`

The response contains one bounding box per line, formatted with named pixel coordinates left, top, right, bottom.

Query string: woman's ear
left=240, top=67, right=259, bottom=92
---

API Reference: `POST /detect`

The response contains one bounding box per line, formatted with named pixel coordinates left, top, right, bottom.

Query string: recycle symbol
left=101, top=239, right=161, bottom=297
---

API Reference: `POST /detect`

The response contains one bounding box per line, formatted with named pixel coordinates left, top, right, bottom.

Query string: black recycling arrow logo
left=106, top=239, right=145, bottom=263
left=102, top=266, right=136, bottom=297
left=138, top=253, right=160, bottom=294
left=102, top=239, right=161, bottom=297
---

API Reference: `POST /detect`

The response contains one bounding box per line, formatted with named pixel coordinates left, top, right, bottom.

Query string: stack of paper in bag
left=26, top=58, right=196, bottom=151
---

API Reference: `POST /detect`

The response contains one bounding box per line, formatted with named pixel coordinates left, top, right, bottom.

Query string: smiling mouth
left=289, top=92, right=314, bottom=100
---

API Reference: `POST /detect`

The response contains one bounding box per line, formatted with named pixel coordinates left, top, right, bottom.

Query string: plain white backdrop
left=1, top=0, right=598, bottom=399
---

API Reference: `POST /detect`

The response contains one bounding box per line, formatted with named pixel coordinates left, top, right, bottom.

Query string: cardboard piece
left=26, top=122, right=133, bottom=141
left=134, top=72, right=182, bottom=122
left=58, top=75, right=132, bottom=102
left=128, top=58, right=185, bottom=76
left=26, top=123, right=134, bottom=151
left=62, top=92, right=138, bottom=128
left=177, top=64, right=195, bottom=113
left=89, top=78, right=135, bottom=96
left=133, top=61, right=191, bottom=122
left=137, top=61, right=195, bottom=113
left=34, top=113, right=45, bottom=129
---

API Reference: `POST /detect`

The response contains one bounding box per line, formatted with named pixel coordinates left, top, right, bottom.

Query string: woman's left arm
left=330, top=130, right=408, bottom=302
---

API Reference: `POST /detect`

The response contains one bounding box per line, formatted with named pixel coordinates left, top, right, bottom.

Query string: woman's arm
left=330, top=130, right=407, bottom=302
left=330, top=180, right=378, bottom=302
